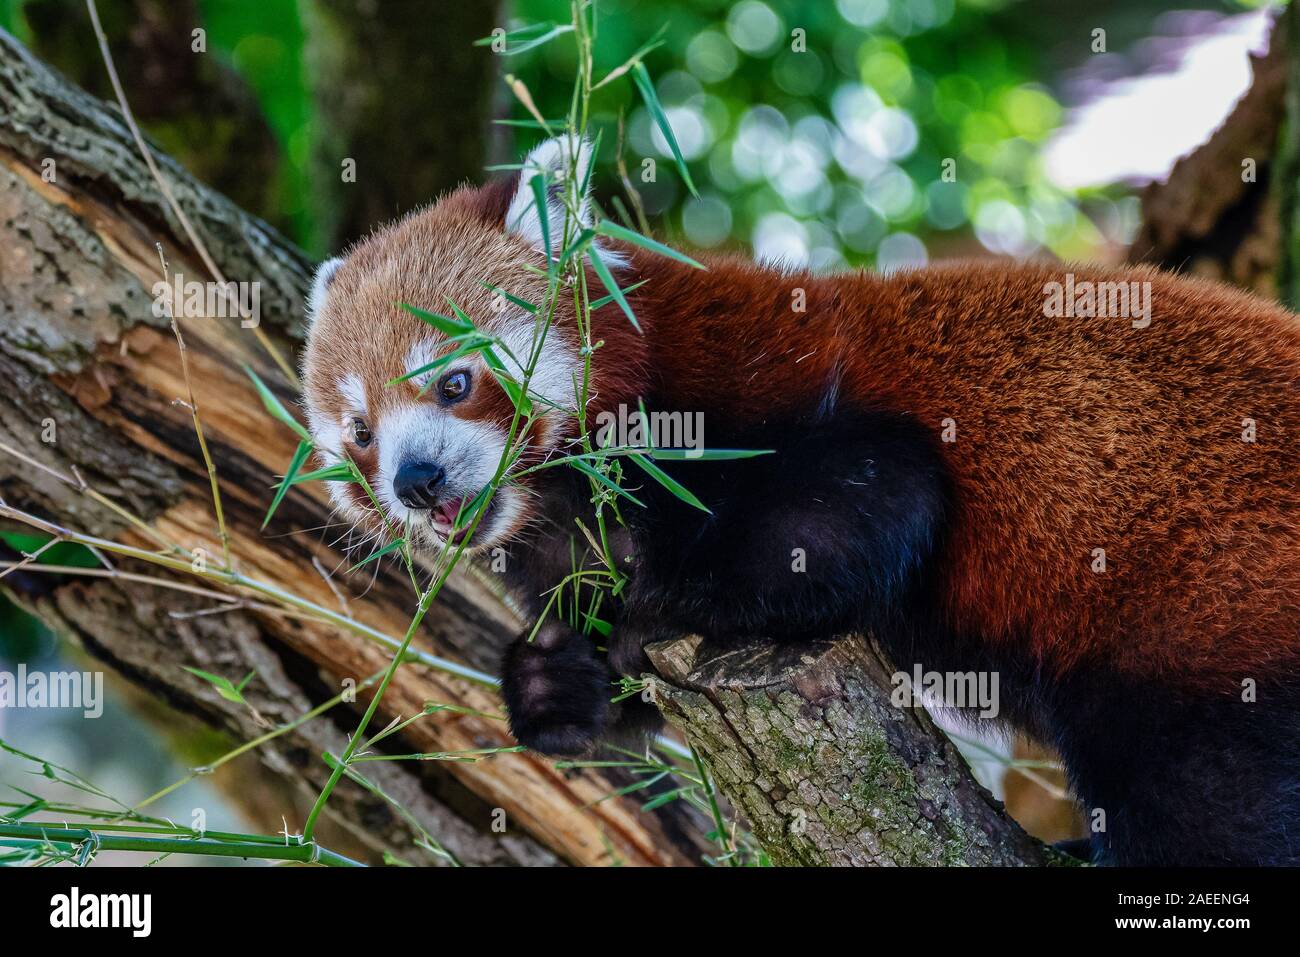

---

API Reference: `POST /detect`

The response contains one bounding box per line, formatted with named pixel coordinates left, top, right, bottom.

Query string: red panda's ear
left=306, top=257, right=344, bottom=328
left=505, top=135, right=595, bottom=256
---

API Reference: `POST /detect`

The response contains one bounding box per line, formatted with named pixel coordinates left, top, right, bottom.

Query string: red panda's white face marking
left=303, top=290, right=580, bottom=553
left=402, top=341, right=439, bottom=392
left=337, top=374, right=367, bottom=418
left=299, top=136, right=610, bottom=557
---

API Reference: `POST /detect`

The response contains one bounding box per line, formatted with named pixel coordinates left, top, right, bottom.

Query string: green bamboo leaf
left=641, top=787, right=692, bottom=811
left=0, top=532, right=100, bottom=570
left=558, top=227, right=596, bottom=267
left=609, top=194, right=636, bottom=231
left=595, top=220, right=705, bottom=269
left=592, top=28, right=668, bottom=90
left=491, top=119, right=566, bottom=130
left=398, top=303, right=474, bottom=336
left=387, top=356, right=454, bottom=388
left=649, top=448, right=775, bottom=461
left=475, top=22, right=573, bottom=56
left=445, top=299, right=480, bottom=329
left=291, top=463, right=357, bottom=485
left=570, top=457, right=646, bottom=507
left=182, top=667, right=254, bottom=706
left=600, top=771, right=671, bottom=798
left=386, top=338, right=494, bottom=388
left=632, top=62, right=698, bottom=197
left=528, top=173, right=552, bottom=270
left=0, top=531, right=45, bottom=552
left=482, top=347, right=533, bottom=416
left=611, top=683, right=649, bottom=704
left=348, top=538, right=408, bottom=573
left=457, top=482, right=495, bottom=530
left=263, top=439, right=314, bottom=529
left=629, top=453, right=709, bottom=512
left=473, top=21, right=558, bottom=44
left=589, top=279, right=648, bottom=310
left=589, top=247, right=640, bottom=332
left=490, top=370, right=532, bottom=416
left=637, top=397, right=656, bottom=450
left=580, top=129, right=604, bottom=200
left=244, top=365, right=311, bottom=442
left=5, top=797, right=48, bottom=821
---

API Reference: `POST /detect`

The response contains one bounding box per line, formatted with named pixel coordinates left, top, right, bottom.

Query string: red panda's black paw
left=500, top=623, right=611, bottom=757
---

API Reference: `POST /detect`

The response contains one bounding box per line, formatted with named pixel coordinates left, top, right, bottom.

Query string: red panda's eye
left=351, top=418, right=372, bottom=447
left=439, top=371, right=471, bottom=402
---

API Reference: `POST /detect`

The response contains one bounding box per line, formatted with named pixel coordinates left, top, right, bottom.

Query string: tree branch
left=1129, top=11, right=1286, bottom=297
left=647, top=635, right=1071, bottom=866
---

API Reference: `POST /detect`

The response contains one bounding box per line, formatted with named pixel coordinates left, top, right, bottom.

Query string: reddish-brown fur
left=588, top=250, right=1300, bottom=689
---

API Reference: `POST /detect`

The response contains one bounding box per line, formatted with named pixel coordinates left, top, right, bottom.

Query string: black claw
left=520, top=722, right=600, bottom=757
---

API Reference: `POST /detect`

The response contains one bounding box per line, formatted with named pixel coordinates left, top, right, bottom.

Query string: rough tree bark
left=0, top=26, right=709, bottom=867
left=647, top=637, right=1065, bottom=866
left=299, top=0, right=503, bottom=251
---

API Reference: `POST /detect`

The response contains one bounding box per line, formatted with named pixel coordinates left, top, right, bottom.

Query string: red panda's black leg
left=1048, top=668, right=1300, bottom=865
left=499, top=411, right=946, bottom=755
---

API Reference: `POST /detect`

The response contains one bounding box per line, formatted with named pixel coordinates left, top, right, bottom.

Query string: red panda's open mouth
left=433, top=497, right=464, bottom=529
left=428, top=495, right=493, bottom=546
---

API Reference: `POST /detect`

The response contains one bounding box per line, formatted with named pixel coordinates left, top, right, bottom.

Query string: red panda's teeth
left=435, top=497, right=465, bottom=528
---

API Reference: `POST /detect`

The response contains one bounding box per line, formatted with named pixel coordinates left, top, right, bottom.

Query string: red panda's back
left=851, top=262, right=1300, bottom=683
left=621, top=252, right=1300, bottom=684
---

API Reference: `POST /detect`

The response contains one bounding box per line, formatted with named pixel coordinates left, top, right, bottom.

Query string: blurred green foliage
left=516, top=0, right=1105, bottom=270
left=196, top=0, right=312, bottom=243
left=0, top=0, right=1266, bottom=265
left=0, top=596, right=55, bottom=663
left=505, top=0, right=1265, bottom=269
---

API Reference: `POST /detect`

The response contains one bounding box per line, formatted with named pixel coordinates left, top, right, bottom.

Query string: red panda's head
left=300, top=136, right=624, bottom=554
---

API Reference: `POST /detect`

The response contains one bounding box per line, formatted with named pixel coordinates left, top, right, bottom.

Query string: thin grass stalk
left=155, top=245, right=232, bottom=570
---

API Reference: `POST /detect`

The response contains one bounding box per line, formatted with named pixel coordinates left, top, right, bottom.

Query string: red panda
left=301, top=136, right=1300, bottom=866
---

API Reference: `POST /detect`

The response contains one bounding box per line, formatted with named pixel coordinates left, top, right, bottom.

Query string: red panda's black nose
left=394, top=461, right=446, bottom=510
